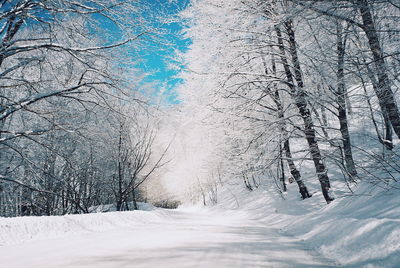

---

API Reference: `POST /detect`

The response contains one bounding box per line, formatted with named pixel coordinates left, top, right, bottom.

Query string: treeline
left=178, top=0, right=400, bottom=203
left=0, top=0, right=166, bottom=217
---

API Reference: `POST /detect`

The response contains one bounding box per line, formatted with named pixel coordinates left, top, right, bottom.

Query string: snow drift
left=210, top=179, right=400, bottom=267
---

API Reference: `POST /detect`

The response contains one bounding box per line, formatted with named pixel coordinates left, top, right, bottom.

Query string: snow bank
left=213, top=180, right=400, bottom=267
left=0, top=206, right=172, bottom=247
left=287, top=182, right=400, bottom=267
left=1, top=180, right=398, bottom=267
left=88, top=202, right=155, bottom=213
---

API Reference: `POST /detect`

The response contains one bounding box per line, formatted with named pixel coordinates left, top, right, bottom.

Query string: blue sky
left=136, top=0, right=191, bottom=104
left=3, top=0, right=191, bottom=103
left=97, top=0, right=191, bottom=103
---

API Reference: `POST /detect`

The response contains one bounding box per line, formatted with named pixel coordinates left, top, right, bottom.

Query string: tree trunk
left=335, top=21, right=358, bottom=181
left=270, top=54, right=311, bottom=199
left=383, top=109, right=393, bottom=147
left=279, top=142, right=287, bottom=192
left=116, top=122, right=124, bottom=212
left=276, top=22, right=334, bottom=203
left=132, top=189, right=138, bottom=210
left=116, top=199, right=123, bottom=211
left=283, top=139, right=312, bottom=199
left=359, top=0, right=400, bottom=139
left=363, top=58, right=394, bottom=150
left=0, top=16, right=24, bottom=67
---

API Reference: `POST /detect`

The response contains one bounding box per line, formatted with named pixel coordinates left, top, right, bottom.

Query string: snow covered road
left=0, top=208, right=335, bottom=268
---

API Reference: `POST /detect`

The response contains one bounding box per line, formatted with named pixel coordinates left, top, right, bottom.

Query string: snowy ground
left=0, top=206, right=335, bottom=268
left=210, top=179, right=400, bottom=268
left=1, top=180, right=399, bottom=267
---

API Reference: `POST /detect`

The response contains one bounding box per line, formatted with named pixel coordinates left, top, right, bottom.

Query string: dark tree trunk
left=335, top=21, right=357, bottom=180
left=116, top=199, right=123, bottom=211
left=276, top=22, right=334, bottom=203
left=116, top=164, right=123, bottom=212
left=269, top=54, right=311, bottom=199
left=363, top=58, right=394, bottom=150
left=283, top=140, right=311, bottom=199
left=359, top=0, right=400, bottom=139
left=0, top=16, right=24, bottom=67
left=279, top=142, right=287, bottom=192
left=243, top=173, right=253, bottom=191
left=132, top=189, right=138, bottom=210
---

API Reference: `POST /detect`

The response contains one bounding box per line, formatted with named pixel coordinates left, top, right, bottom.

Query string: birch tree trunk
left=269, top=55, right=311, bottom=199
left=276, top=22, right=334, bottom=203
left=335, top=21, right=358, bottom=180
left=358, top=0, right=400, bottom=139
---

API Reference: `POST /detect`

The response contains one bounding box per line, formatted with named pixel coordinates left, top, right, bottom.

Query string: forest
left=0, top=0, right=398, bottom=224
left=175, top=0, right=400, bottom=204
